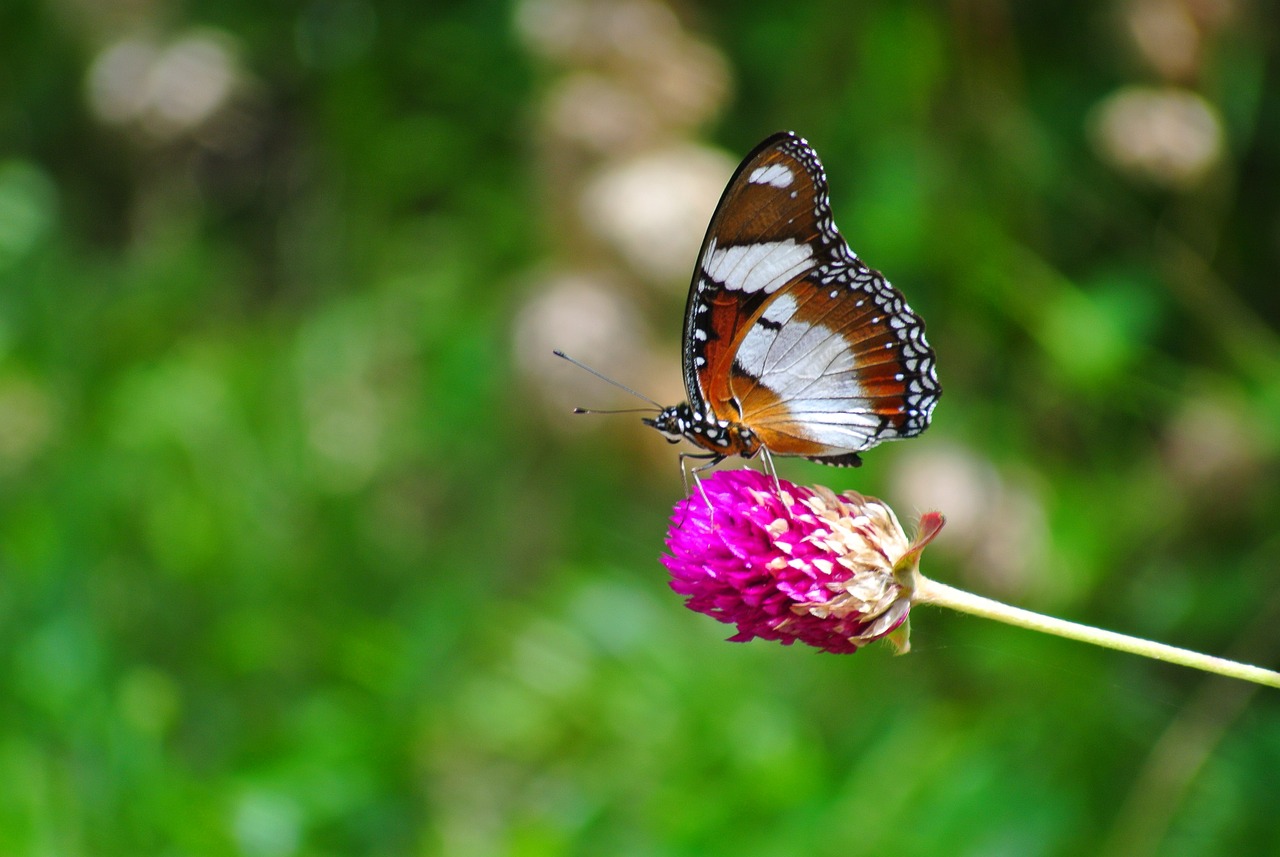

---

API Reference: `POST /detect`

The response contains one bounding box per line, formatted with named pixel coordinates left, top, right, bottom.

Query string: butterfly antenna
left=553, top=350, right=664, bottom=409
left=571, top=407, right=659, bottom=416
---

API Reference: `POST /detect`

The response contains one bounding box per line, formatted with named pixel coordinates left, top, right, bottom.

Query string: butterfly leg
left=678, top=452, right=723, bottom=492
left=758, top=446, right=782, bottom=493
left=675, top=452, right=723, bottom=526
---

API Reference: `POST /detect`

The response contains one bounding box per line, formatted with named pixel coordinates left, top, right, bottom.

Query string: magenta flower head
left=663, top=469, right=944, bottom=654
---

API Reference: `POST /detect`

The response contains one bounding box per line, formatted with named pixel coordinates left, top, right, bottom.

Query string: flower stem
left=912, top=576, right=1280, bottom=689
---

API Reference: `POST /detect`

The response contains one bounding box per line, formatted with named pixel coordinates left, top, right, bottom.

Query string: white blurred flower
left=1163, top=391, right=1263, bottom=488
left=1124, top=0, right=1237, bottom=81
left=516, top=0, right=677, bottom=65
left=622, top=34, right=728, bottom=131
left=514, top=0, right=593, bottom=62
left=516, top=0, right=728, bottom=141
left=1126, top=0, right=1202, bottom=80
left=512, top=273, right=663, bottom=419
left=579, top=144, right=733, bottom=285
left=147, top=33, right=238, bottom=133
left=86, top=37, right=157, bottom=125
left=1089, top=86, right=1223, bottom=188
left=87, top=30, right=242, bottom=141
left=890, top=443, right=1049, bottom=601
left=545, top=73, right=658, bottom=153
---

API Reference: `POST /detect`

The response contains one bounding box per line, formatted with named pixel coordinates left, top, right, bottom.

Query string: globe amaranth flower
left=662, top=469, right=944, bottom=654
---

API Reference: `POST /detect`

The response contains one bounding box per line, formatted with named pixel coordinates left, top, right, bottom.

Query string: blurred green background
left=3, top=0, right=1279, bottom=854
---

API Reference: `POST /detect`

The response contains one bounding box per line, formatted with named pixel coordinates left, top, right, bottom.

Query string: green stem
left=912, top=576, right=1280, bottom=689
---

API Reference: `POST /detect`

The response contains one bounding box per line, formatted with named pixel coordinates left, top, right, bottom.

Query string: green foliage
left=2, top=0, right=1279, bottom=854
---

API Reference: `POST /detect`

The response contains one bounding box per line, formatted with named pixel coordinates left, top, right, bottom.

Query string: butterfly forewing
left=682, top=133, right=839, bottom=417
left=681, top=131, right=940, bottom=463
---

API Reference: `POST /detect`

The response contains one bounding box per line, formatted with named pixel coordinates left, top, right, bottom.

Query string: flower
left=662, top=469, right=943, bottom=654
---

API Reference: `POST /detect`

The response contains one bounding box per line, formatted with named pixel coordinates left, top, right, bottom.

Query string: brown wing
left=682, top=132, right=838, bottom=419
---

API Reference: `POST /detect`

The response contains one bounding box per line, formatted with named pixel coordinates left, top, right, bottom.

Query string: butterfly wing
left=684, top=132, right=940, bottom=460
left=729, top=265, right=939, bottom=461
left=682, top=132, right=834, bottom=419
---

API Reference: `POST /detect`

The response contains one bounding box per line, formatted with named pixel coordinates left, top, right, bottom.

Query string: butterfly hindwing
left=729, top=265, right=938, bottom=458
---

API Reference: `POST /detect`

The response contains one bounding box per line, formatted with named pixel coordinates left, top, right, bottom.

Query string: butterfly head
left=642, top=403, right=693, bottom=445
left=643, top=402, right=761, bottom=458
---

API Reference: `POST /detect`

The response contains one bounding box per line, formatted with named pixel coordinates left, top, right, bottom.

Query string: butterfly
left=642, top=131, right=940, bottom=469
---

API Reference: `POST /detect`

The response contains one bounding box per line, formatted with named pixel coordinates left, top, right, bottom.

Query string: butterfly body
left=644, top=131, right=940, bottom=468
